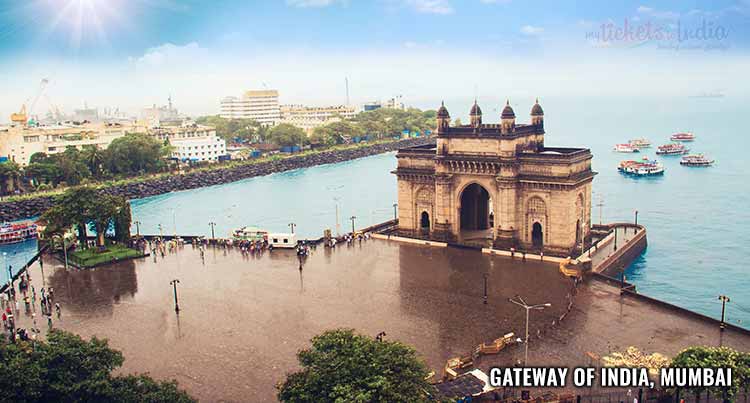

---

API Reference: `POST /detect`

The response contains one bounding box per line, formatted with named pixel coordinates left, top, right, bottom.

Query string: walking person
left=47, top=314, right=53, bottom=331
left=55, top=303, right=61, bottom=319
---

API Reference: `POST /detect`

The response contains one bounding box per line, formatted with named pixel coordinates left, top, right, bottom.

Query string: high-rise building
left=219, top=90, right=281, bottom=126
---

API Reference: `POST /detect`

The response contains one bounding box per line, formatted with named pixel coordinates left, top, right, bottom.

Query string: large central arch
left=459, top=183, right=491, bottom=231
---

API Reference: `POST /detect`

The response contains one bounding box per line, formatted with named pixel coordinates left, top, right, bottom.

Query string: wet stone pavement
left=14, top=240, right=572, bottom=402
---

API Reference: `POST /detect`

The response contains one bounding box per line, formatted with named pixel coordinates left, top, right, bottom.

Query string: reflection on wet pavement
left=17, top=240, right=572, bottom=402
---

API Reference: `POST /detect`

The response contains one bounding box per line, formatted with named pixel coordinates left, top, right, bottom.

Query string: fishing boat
left=613, top=143, right=640, bottom=153
left=618, top=158, right=665, bottom=176
left=0, top=221, right=38, bottom=245
left=670, top=132, right=695, bottom=142
left=656, top=143, right=689, bottom=155
left=628, top=138, right=651, bottom=148
left=231, top=226, right=268, bottom=242
left=680, top=154, right=715, bottom=167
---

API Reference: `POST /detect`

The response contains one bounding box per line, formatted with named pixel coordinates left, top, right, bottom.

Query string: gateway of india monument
left=394, top=99, right=596, bottom=256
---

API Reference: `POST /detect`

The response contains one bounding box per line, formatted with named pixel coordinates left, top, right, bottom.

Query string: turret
left=469, top=100, right=482, bottom=128
left=530, top=98, right=544, bottom=126
left=500, top=100, right=515, bottom=134
left=437, top=101, right=450, bottom=134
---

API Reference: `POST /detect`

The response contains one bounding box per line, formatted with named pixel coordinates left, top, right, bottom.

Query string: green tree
left=113, top=200, right=132, bottom=243
left=0, top=329, right=195, bottom=402
left=670, top=346, right=750, bottom=401
left=0, top=161, right=22, bottom=195
left=105, top=133, right=167, bottom=176
left=81, top=145, right=107, bottom=179
left=277, top=329, right=434, bottom=403
left=88, top=193, right=123, bottom=247
left=41, top=186, right=99, bottom=249
left=267, top=123, right=308, bottom=148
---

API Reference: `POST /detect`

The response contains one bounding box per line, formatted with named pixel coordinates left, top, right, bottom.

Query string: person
left=2, top=312, right=6, bottom=329
left=47, top=314, right=53, bottom=330
left=48, top=287, right=54, bottom=301
left=55, top=303, right=61, bottom=319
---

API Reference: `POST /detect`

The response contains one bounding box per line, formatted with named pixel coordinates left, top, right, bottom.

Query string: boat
left=268, top=233, right=297, bottom=249
left=613, top=143, right=640, bottom=153
left=628, top=138, right=651, bottom=148
left=656, top=143, right=689, bottom=155
left=0, top=221, right=38, bottom=245
left=618, top=158, right=665, bottom=176
left=231, top=226, right=268, bottom=242
left=680, top=154, right=715, bottom=167
left=670, top=132, right=695, bottom=142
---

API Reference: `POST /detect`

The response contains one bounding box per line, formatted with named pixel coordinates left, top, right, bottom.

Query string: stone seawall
left=0, top=137, right=435, bottom=221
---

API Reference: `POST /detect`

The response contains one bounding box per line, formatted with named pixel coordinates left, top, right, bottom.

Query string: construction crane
left=10, top=78, right=50, bottom=125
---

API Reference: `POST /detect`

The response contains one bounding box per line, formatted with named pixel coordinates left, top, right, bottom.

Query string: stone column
left=494, top=170, right=518, bottom=249
left=433, top=173, right=454, bottom=242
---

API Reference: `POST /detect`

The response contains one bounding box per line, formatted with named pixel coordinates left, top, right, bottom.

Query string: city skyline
left=1, top=0, right=750, bottom=120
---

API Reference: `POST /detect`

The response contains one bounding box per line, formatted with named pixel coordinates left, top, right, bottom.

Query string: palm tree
left=81, top=145, right=105, bottom=179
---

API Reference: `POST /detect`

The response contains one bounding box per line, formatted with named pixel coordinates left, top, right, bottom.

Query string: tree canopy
left=277, top=329, right=434, bottom=403
left=0, top=329, right=195, bottom=403
left=267, top=123, right=308, bottom=148
left=40, top=186, right=131, bottom=248
left=670, top=346, right=750, bottom=399
left=105, top=133, right=168, bottom=176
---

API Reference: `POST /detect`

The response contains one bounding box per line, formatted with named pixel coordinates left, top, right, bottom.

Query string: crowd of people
left=1, top=269, right=61, bottom=344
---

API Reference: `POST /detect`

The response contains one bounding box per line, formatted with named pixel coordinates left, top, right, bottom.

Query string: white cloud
left=130, top=42, right=207, bottom=69
left=636, top=5, right=680, bottom=19
left=520, top=25, right=544, bottom=36
left=406, top=0, right=453, bottom=15
left=286, top=0, right=345, bottom=7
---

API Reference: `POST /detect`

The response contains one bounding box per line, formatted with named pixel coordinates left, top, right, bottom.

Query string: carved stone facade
left=394, top=100, right=595, bottom=256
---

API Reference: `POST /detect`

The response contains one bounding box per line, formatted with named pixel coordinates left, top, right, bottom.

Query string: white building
left=157, top=125, right=227, bottom=163
left=280, top=104, right=357, bottom=134
left=220, top=89, right=281, bottom=126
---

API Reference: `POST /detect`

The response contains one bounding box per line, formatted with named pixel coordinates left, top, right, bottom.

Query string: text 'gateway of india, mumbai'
left=394, top=99, right=596, bottom=256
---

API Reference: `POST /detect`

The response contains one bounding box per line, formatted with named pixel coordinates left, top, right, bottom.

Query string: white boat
left=618, top=158, right=664, bottom=176
left=680, top=154, right=714, bottom=167
left=0, top=221, right=38, bottom=245
left=614, top=143, right=640, bottom=153
left=231, top=226, right=268, bottom=241
left=628, top=138, right=651, bottom=148
left=268, top=233, right=297, bottom=249
left=670, top=132, right=695, bottom=142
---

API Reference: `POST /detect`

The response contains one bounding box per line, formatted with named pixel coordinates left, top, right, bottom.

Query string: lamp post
left=170, top=279, right=181, bottom=313
left=483, top=273, right=489, bottom=305
left=718, top=295, right=730, bottom=330
left=208, top=222, right=216, bottom=239
left=634, top=210, right=639, bottom=227
left=2, top=252, right=8, bottom=287
left=334, top=197, right=341, bottom=237
left=133, top=221, right=141, bottom=237
left=158, top=224, right=163, bottom=238
left=392, top=203, right=398, bottom=221
left=288, top=222, right=296, bottom=234
left=62, top=236, right=69, bottom=270
left=350, top=216, right=357, bottom=234
left=509, top=296, right=551, bottom=366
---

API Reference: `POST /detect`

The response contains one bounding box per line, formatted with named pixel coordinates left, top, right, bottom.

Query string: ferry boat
left=628, top=138, right=651, bottom=148
left=680, top=154, right=715, bottom=167
left=231, top=226, right=268, bottom=242
left=618, top=158, right=665, bottom=176
left=656, top=143, right=689, bottom=155
left=613, top=143, right=640, bottom=153
left=0, top=221, right=38, bottom=245
left=670, top=132, right=695, bottom=142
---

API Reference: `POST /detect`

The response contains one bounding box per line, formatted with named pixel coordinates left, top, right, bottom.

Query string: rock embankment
left=0, top=137, right=434, bottom=221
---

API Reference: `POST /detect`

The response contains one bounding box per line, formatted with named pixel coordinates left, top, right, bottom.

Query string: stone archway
left=532, top=222, right=543, bottom=248
left=459, top=183, right=490, bottom=231
left=420, top=211, right=430, bottom=231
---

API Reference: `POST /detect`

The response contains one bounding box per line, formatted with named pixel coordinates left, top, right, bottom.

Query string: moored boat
left=0, top=221, right=38, bottom=245
left=618, top=158, right=664, bottom=176
left=628, top=138, right=651, bottom=148
left=613, top=143, right=640, bottom=153
left=231, top=226, right=268, bottom=242
left=670, top=132, right=695, bottom=141
left=680, top=154, right=715, bottom=167
left=656, top=143, right=689, bottom=155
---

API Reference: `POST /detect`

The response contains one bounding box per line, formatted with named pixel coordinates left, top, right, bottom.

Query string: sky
left=1, top=0, right=749, bottom=120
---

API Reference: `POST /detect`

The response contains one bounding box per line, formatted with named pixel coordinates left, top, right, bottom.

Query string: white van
left=268, top=233, right=297, bottom=249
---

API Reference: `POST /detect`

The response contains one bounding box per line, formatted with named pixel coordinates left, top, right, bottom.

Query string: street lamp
left=133, top=221, right=141, bottom=237
left=483, top=273, right=489, bottom=305
left=158, top=224, right=163, bottom=238
left=350, top=216, right=357, bottom=234
left=208, top=222, right=216, bottom=239
left=718, top=295, right=731, bottom=330
left=170, top=279, right=181, bottom=313
left=333, top=197, right=341, bottom=237
left=289, top=222, right=296, bottom=234
left=62, top=236, right=69, bottom=270
left=509, top=296, right=551, bottom=366
left=392, top=203, right=398, bottom=221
